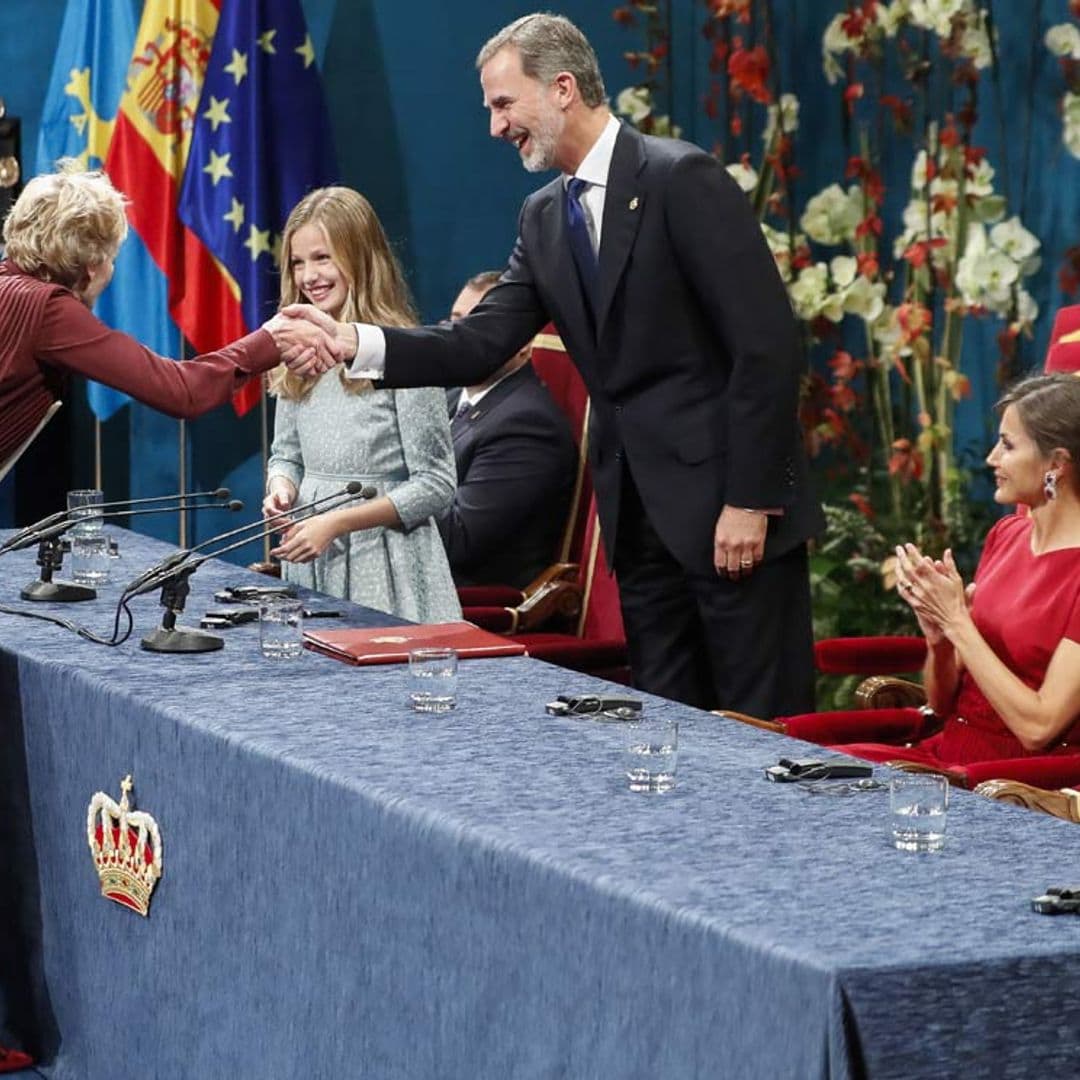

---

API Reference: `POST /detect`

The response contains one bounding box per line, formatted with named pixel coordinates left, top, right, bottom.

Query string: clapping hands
left=894, top=543, right=974, bottom=644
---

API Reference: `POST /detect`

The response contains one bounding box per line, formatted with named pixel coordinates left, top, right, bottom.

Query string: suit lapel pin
left=628, top=197, right=639, bottom=211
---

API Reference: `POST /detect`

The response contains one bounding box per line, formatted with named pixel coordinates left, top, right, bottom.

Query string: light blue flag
left=35, top=0, right=179, bottom=422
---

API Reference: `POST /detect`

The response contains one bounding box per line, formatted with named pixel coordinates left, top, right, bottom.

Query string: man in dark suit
left=287, top=13, right=822, bottom=717
left=439, top=271, right=576, bottom=589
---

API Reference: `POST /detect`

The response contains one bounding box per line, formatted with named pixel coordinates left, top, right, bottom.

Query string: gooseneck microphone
left=1, top=488, right=233, bottom=556
left=129, top=482, right=376, bottom=654
left=123, top=482, right=373, bottom=597
left=16, top=500, right=244, bottom=604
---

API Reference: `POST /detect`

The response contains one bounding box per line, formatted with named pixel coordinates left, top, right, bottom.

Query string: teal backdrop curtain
left=2, top=1, right=1078, bottom=552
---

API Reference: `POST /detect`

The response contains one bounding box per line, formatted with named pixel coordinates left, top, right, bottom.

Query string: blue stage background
left=2, top=1, right=1078, bottom=556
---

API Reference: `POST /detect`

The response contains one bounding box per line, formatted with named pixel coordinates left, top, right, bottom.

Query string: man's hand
left=279, top=303, right=360, bottom=362
left=262, top=313, right=343, bottom=376
left=714, top=505, right=767, bottom=580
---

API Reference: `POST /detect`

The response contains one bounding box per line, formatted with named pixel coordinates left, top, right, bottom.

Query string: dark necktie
left=566, top=177, right=598, bottom=304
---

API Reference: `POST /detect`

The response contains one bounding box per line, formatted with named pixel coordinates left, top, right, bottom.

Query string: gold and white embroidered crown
left=86, top=775, right=163, bottom=917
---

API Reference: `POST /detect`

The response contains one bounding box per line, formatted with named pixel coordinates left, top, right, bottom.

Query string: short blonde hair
left=3, top=159, right=128, bottom=291
left=269, top=187, right=416, bottom=401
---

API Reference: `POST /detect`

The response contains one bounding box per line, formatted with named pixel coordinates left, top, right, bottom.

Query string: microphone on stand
left=15, top=500, right=244, bottom=604
left=131, top=483, right=376, bottom=654
left=0, top=487, right=232, bottom=555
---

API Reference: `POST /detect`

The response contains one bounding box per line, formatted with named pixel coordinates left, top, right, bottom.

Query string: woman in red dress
left=844, top=373, right=1080, bottom=766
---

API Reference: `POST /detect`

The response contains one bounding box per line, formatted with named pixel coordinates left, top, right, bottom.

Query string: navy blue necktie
left=566, top=177, right=598, bottom=304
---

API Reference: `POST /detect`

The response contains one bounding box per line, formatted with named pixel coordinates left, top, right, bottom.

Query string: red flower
left=888, top=439, right=924, bottom=482
left=880, top=94, right=913, bottom=131
left=930, top=192, right=958, bottom=215
left=856, top=252, right=880, bottom=280
left=791, top=244, right=814, bottom=271
left=612, top=7, right=635, bottom=26
left=963, top=145, right=987, bottom=170
left=831, top=384, right=859, bottom=412
left=709, top=0, right=753, bottom=23
left=848, top=492, right=875, bottom=520
left=938, top=119, right=960, bottom=148
left=728, top=44, right=772, bottom=105
left=828, top=349, right=861, bottom=382
left=855, top=213, right=883, bottom=239
left=843, top=83, right=865, bottom=115
left=901, top=237, right=947, bottom=269
left=897, top=302, right=932, bottom=345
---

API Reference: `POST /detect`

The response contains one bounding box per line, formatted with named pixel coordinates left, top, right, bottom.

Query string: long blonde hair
left=268, top=187, right=417, bottom=400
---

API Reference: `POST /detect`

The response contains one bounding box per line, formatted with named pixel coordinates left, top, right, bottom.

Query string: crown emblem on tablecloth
left=86, top=775, right=163, bottom=917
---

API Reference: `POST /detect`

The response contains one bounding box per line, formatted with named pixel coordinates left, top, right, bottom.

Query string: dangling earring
left=1044, top=471, right=1059, bottom=502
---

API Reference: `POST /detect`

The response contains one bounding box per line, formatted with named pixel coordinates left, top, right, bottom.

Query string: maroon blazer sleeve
left=36, top=289, right=279, bottom=419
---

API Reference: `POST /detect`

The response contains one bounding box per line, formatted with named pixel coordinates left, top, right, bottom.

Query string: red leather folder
left=303, top=621, right=527, bottom=664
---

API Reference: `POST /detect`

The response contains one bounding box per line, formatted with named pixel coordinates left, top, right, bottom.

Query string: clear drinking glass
left=258, top=597, right=305, bottom=659
left=408, top=647, right=458, bottom=712
left=67, top=488, right=104, bottom=537
left=69, top=533, right=111, bottom=586
left=624, top=714, right=679, bottom=792
left=889, top=773, right=948, bottom=851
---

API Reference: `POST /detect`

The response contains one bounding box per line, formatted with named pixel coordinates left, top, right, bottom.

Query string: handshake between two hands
left=262, top=303, right=358, bottom=377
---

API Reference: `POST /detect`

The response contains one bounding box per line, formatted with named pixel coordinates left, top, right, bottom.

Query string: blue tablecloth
left=2, top=529, right=1080, bottom=1079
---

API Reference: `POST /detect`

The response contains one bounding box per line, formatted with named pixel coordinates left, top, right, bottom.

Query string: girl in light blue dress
left=264, top=187, right=460, bottom=623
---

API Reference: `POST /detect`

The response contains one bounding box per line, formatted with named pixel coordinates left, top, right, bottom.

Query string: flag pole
left=94, top=418, right=103, bottom=490
left=260, top=383, right=271, bottom=562
left=178, top=329, right=188, bottom=547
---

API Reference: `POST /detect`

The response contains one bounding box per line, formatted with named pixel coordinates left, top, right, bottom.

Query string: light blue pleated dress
left=267, top=373, right=462, bottom=623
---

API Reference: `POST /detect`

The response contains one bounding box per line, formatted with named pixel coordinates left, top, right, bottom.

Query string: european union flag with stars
left=178, top=0, right=338, bottom=340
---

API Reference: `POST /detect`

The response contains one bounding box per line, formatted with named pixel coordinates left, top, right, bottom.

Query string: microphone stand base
left=141, top=625, right=224, bottom=653
left=21, top=579, right=96, bottom=602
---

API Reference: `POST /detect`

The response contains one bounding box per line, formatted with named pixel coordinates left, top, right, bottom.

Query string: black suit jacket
left=382, top=122, right=823, bottom=575
left=438, top=363, right=575, bottom=589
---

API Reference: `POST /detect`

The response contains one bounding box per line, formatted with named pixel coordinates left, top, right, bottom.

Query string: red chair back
left=575, top=493, right=625, bottom=639
left=1046, top=305, right=1080, bottom=374
left=530, top=327, right=594, bottom=565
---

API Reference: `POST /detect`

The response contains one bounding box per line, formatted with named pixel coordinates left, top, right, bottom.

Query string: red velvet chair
left=457, top=327, right=595, bottom=630
left=511, top=489, right=630, bottom=683
left=1045, top=304, right=1080, bottom=373
left=459, top=328, right=631, bottom=683
left=0, top=1047, right=33, bottom=1073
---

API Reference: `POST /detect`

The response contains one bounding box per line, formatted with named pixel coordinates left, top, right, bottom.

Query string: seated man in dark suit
left=438, top=271, right=576, bottom=589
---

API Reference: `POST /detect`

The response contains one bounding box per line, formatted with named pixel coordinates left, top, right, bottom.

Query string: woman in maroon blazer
left=0, top=161, right=338, bottom=467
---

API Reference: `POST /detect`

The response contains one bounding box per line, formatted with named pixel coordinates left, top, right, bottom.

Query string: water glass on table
left=408, top=647, right=458, bottom=712
left=67, top=488, right=104, bottom=537
left=624, top=714, right=679, bottom=792
left=889, top=772, right=948, bottom=851
left=259, top=597, right=305, bottom=660
left=70, top=533, right=112, bottom=586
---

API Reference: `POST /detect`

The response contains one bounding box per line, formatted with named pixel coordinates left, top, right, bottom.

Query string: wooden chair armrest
left=855, top=676, right=928, bottom=710
left=972, top=780, right=1080, bottom=823
left=520, top=562, right=579, bottom=599
left=883, top=759, right=967, bottom=786
left=247, top=560, right=282, bottom=578
left=711, top=709, right=787, bottom=734
left=510, top=566, right=583, bottom=632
